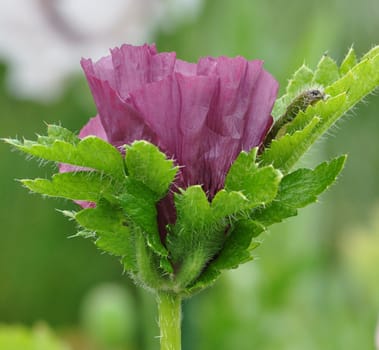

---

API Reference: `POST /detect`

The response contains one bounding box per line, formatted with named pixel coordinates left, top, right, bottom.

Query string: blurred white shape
left=376, top=318, right=379, bottom=350
left=0, top=0, right=203, bottom=101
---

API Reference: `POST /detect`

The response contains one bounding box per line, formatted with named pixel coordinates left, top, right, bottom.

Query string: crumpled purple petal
left=129, top=73, right=219, bottom=190
left=79, top=115, right=108, bottom=140
left=81, top=56, right=157, bottom=148
left=69, top=44, right=279, bottom=238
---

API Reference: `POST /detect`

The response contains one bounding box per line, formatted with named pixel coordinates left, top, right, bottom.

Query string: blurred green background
left=1, top=0, right=379, bottom=349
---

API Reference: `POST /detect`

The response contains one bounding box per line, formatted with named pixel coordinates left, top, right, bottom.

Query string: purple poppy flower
left=69, top=43, right=278, bottom=237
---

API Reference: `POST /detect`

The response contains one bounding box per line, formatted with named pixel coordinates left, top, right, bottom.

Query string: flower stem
left=157, top=291, right=182, bottom=350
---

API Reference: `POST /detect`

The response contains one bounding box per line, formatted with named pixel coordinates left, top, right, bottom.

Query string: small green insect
left=263, top=89, right=326, bottom=149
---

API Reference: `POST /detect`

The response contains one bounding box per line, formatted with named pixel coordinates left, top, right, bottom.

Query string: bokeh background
left=1, top=0, right=379, bottom=349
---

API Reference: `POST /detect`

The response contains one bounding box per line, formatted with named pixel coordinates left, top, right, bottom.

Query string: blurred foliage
left=1, top=0, right=379, bottom=349
left=79, top=283, right=137, bottom=349
left=0, top=323, right=70, bottom=350
left=340, top=204, right=379, bottom=306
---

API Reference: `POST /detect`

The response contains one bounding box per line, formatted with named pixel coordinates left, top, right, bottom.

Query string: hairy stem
left=157, top=292, right=182, bottom=350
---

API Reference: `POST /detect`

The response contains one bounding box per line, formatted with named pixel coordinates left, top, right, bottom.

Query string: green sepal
left=125, top=141, right=178, bottom=199
left=184, top=266, right=221, bottom=296
left=167, top=186, right=225, bottom=289
left=160, top=257, right=174, bottom=275
left=274, top=155, right=346, bottom=207
left=121, top=141, right=178, bottom=274
left=253, top=155, right=346, bottom=226
left=74, top=200, right=136, bottom=271
left=261, top=46, right=379, bottom=173
left=286, top=64, right=315, bottom=94
left=361, top=45, right=379, bottom=60
left=285, top=93, right=346, bottom=135
left=46, top=124, right=80, bottom=144
left=118, top=178, right=168, bottom=259
left=211, top=220, right=263, bottom=270
left=168, top=185, right=213, bottom=262
left=74, top=229, right=96, bottom=239
left=259, top=116, right=322, bottom=173
left=4, top=126, right=125, bottom=180
left=225, top=148, right=282, bottom=206
left=174, top=248, right=212, bottom=292
left=169, top=150, right=282, bottom=290
left=211, top=190, right=249, bottom=219
left=132, top=228, right=169, bottom=291
left=20, top=171, right=117, bottom=203
left=185, top=221, right=263, bottom=295
left=326, top=47, right=379, bottom=103
left=272, top=65, right=314, bottom=118
left=312, top=54, right=340, bottom=86
left=339, top=47, right=357, bottom=75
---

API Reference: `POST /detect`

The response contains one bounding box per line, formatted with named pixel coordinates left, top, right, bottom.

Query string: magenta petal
left=241, top=68, right=279, bottom=149
left=111, top=44, right=177, bottom=100
left=174, top=59, right=197, bottom=76
left=81, top=67, right=156, bottom=147
left=81, top=56, right=117, bottom=92
left=194, top=56, right=276, bottom=196
left=129, top=73, right=219, bottom=188
left=79, top=115, right=108, bottom=140
left=198, top=56, right=263, bottom=137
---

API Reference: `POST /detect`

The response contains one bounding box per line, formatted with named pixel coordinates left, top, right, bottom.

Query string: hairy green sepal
left=261, top=46, right=379, bottom=173
left=4, top=124, right=346, bottom=295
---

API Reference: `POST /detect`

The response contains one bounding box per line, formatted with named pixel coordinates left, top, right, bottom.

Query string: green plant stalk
left=157, top=292, right=182, bottom=350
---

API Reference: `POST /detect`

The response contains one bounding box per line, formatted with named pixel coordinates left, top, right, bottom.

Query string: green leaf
left=276, top=155, right=346, bottom=207
left=312, top=54, right=340, bottom=86
left=175, top=248, right=214, bottom=291
left=118, top=178, right=168, bottom=258
left=261, top=46, right=379, bottom=173
left=168, top=186, right=226, bottom=288
left=339, top=47, right=357, bottom=75
left=211, top=190, right=249, bottom=219
left=186, top=221, right=263, bottom=295
left=261, top=93, right=348, bottom=173
left=286, top=93, right=346, bottom=134
left=4, top=126, right=125, bottom=180
left=125, top=141, right=177, bottom=199
left=168, top=186, right=213, bottom=261
left=326, top=49, right=379, bottom=102
left=168, top=149, right=282, bottom=289
left=185, top=268, right=221, bottom=296
left=21, top=171, right=116, bottom=202
left=272, top=64, right=314, bottom=118
left=253, top=201, right=297, bottom=227
left=361, top=45, right=379, bottom=60
left=75, top=201, right=136, bottom=270
left=47, top=124, right=80, bottom=144
left=225, top=148, right=258, bottom=187
left=259, top=116, right=321, bottom=172
left=212, top=220, right=263, bottom=270
left=287, top=64, right=315, bottom=95
left=133, top=228, right=169, bottom=290
left=254, top=156, right=346, bottom=226
left=118, top=177, right=174, bottom=275
left=225, top=148, right=282, bottom=206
